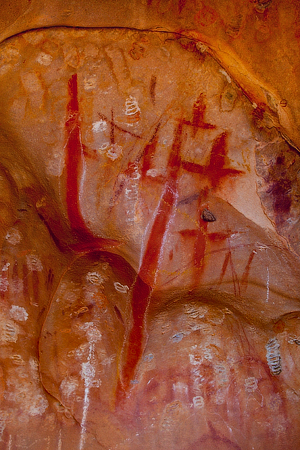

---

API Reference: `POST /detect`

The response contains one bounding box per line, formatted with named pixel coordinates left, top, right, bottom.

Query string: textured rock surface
left=0, top=1, right=299, bottom=449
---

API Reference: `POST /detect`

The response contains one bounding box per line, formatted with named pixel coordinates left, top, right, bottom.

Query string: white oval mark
left=114, top=282, right=129, bottom=294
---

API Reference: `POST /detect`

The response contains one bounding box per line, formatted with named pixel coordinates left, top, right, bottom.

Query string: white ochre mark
left=92, top=120, right=107, bottom=133
left=107, top=144, right=123, bottom=161
left=79, top=342, right=96, bottom=450
left=193, top=396, right=204, bottom=409
left=3, top=323, right=19, bottom=343
left=26, top=254, right=43, bottom=271
left=266, top=338, right=282, bottom=375
left=98, top=142, right=110, bottom=154
left=10, top=354, right=25, bottom=366
left=196, top=42, right=207, bottom=53
left=36, top=52, right=53, bottom=66
left=5, top=228, right=22, bottom=245
left=219, top=68, right=231, bottom=83
left=60, top=376, right=79, bottom=398
left=0, top=276, right=8, bottom=293
left=10, top=305, right=28, bottom=322
left=1, top=262, right=10, bottom=272
left=265, top=267, right=270, bottom=302
left=21, top=71, right=42, bottom=93
left=83, top=75, right=97, bottom=91
left=114, top=282, right=129, bottom=294
left=125, top=96, right=141, bottom=123
left=86, top=271, right=104, bottom=286
left=146, top=168, right=159, bottom=178
left=244, top=377, right=258, bottom=393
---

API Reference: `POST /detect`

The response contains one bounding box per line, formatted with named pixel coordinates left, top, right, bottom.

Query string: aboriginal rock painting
left=0, top=25, right=299, bottom=450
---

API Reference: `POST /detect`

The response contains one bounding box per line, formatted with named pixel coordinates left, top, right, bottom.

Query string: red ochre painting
left=0, top=1, right=300, bottom=448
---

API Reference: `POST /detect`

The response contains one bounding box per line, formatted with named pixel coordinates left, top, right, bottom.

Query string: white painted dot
left=92, top=120, right=107, bottom=133
left=36, top=52, right=53, bottom=66
left=10, top=305, right=28, bottom=322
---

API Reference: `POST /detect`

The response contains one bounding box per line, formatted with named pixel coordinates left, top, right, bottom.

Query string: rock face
left=0, top=2, right=299, bottom=449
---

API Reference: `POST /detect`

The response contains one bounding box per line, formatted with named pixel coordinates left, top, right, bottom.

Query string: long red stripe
left=119, top=121, right=183, bottom=394
left=65, top=74, right=119, bottom=251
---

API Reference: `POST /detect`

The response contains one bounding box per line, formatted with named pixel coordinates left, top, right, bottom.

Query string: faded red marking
left=110, top=108, right=115, bottom=145
left=22, top=262, right=29, bottom=303
left=118, top=122, right=183, bottom=397
left=208, top=231, right=231, bottom=242
left=183, top=94, right=215, bottom=136
left=12, top=260, right=18, bottom=284
left=182, top=131, right=244, bottom=190
left=98, top=112, right=142, bottom=139
left=179, top=229, right=198, bottom=238
left=194, top=220, right=207, bottom=269
left=229, top=248, right=240, bottom=297
left=219, top=251, right=230, bottom=285
left=241, top=250, right=256, bottom=287
left=141, top=124, right=160, bottom=177
left=150, top=75, right=157, bottom=105
left=65, top=74, right=119, bottom=252
left=32, top=270, right=39, bottom=305
left=181, top=160, right=205, bottom=174
left=194, top=4, right=218, bottom=27
left=178, top=0, right=187, bottom=14
left=273, top=319, right=285, bottom=334
left=191, top=421, right=242, bottom=450
left=46, top=268, right=54, bottom=291
left=219, top=247, right=259, bottom=296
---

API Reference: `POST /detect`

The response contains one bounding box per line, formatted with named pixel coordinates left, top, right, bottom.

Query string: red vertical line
left=139, top=121, right=183, bottom=281
left=241, top=250, right=256, bottom=289
left=150, top=75, right=157, bottom=105
left=191, top=94, right=215, bottom=137
left=208, top=132, right=228, bottom=189
left=141, top=123, right=160, bottom=177
left=46, top=268, right=54, bottom=291
left=110, top=108, right=115, bottom=145
left=193, top=221, right=207, bottom=286
left=228, top=250, right=240, bottom=297
left=119, top=121, right=183, bottom=395
left=65, top=75, right=119, bottom=250
left=32, top=270, right=39, bottom=307
left=178, top=0, right=187, bottom=14
left=65, top=73, right=85, bottom=236
left=12, top=260, right=18, bottom=286
left=219, top=251, right=230, bottom=285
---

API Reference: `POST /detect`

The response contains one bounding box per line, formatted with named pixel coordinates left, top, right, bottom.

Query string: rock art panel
left=0, top=2, right=299, bottom=449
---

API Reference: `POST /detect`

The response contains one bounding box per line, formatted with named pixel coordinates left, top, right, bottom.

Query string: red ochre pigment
left=65, top=77, right=248, bottom=402
left=118, top=122, right=184, bottom=398
left=65, top=74, right=119, bottom=252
